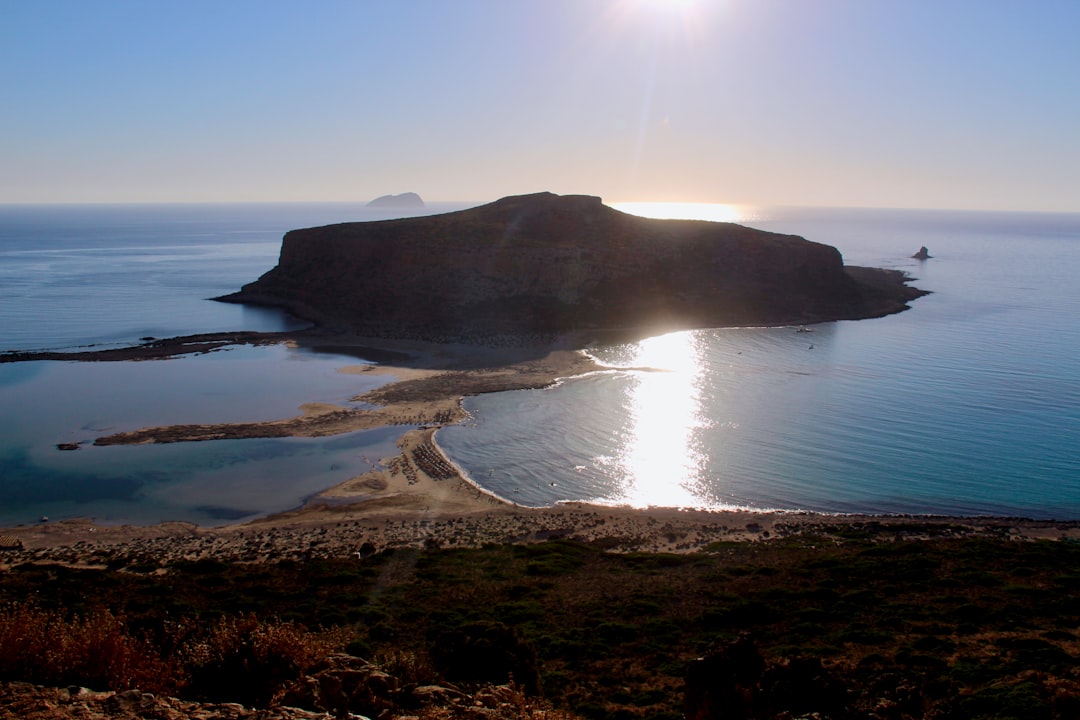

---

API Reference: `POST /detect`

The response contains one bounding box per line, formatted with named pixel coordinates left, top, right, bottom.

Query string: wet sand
left=3, top=330, right=1079, bottom=568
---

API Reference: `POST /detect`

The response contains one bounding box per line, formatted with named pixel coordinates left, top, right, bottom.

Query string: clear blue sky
left=2, top=0, right=1078, bottom=210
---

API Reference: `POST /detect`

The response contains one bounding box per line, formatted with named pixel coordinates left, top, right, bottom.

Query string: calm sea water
left=0, top=202, right=467, bottom=351
left=0, top=202, right=470, bottom=526
left=439, top=206, right=1080, bottom=519
left=1, top=202, right=1078, bottom=524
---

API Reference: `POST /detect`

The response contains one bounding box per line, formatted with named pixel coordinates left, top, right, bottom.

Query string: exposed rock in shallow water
left=219, top=192, right=926, bottom=342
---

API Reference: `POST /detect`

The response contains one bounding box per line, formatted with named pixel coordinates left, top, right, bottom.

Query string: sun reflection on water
left=612, top=330, right=709, bottom=507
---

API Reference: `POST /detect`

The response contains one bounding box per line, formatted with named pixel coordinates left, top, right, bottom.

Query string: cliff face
left=220, top=192, right=924, bottom=340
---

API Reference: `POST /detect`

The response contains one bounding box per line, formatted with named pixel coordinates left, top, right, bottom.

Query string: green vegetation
left=2, top=536, right=1080, bottom=718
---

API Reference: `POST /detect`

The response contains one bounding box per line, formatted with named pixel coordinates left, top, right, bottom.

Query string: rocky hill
left=219, top=192, right=925, bottom=341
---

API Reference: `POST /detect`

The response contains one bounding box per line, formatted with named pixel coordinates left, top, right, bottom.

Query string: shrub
left=432, top=621, right=541, bottom=695
left=0, top=601, right=175, bottom=693
left=954, top=680, right=1051, bottom=720
left=182, top=614, right=346, bottom=705
left=374, top=647, right=441, bottom=687
left=519, top=540, right=590, bottom=577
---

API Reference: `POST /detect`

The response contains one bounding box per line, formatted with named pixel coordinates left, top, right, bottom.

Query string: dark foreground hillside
left=3, top=534, right=1079, bottom=719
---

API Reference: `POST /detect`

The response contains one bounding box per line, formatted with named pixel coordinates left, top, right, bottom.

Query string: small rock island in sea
left=218, top=192, right=926, bottom=342
left=365, top=192, right=425, bottom=209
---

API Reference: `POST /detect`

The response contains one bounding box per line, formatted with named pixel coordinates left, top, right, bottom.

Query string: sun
left=641, top=0, right=697, bottom=10
left=613, top=0, right=706, bottom=31
left=626, top=0, right=705, bottom=30
left=622, top=0, right=698, bottom=14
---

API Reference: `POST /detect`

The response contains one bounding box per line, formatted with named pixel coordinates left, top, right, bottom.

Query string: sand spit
left=4, top=417, right=1080, bottom=569
left=3, top=330, right=1079, bottom=569
left=92, top=342, right=598, bottom=446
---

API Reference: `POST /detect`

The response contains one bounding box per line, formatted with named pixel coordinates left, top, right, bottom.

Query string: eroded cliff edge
left=218, top=192, right=927, bottom=342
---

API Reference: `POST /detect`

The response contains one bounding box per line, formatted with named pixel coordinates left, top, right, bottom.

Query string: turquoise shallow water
left=2, top=203, right=1079, bottom=523
left=0, top=344, right=405, bottom=526
left=0, top=202, right=471, bottom=526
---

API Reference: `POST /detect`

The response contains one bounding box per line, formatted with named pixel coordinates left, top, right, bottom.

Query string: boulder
left=279, top=654, right=396, bottom=717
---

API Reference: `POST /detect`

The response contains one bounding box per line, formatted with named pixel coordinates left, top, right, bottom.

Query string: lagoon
left=2, top=203, right=1079, bottom=524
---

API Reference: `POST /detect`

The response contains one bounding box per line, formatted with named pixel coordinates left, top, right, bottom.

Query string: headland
left=216, top=192, right=928, bottom=342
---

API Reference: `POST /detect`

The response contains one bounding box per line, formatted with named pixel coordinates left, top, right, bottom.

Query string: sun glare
left=615, top=0, right=705, bottom=30
left=637, top=0, right=697, bottom=11
left=610, top=201, right=746, bottom=224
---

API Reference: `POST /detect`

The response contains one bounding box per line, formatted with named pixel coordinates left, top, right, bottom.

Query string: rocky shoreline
left=4, top=503, right=1080, bottom=572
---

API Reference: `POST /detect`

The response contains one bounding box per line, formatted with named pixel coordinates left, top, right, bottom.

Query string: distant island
left=219, top=192, right=927, bottom=342
left=365, top=192, right=425, bottom=209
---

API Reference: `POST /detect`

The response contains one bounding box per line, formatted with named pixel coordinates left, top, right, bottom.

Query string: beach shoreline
left=5, top=490, right=1080, bottom=571
left=3, top=329, right=1080, bottom=568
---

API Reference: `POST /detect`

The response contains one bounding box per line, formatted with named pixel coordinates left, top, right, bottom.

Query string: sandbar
left=2, top=330, right=1079, bottom=568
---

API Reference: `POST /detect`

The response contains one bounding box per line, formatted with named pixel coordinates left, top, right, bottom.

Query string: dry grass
left=4, top=536, right=1080, bottom=718
left=0, top=602, right=175, bottom=693
left=416, top=682, right=582, bottom=720
left=182, top=614, right=350, bottom=705
left=0, top=602, right=347, bottom=705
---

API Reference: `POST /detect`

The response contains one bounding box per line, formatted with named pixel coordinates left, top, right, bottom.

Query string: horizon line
left=1, top=197, right=1078, bottom=216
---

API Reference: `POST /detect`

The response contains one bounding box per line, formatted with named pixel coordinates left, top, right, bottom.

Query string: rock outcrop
left=365, top=192, right=424, bottom=209
left=912, top=245, right=931, bottom=259
left=2, top=673, right=549, bottom=720
left=219, top=192, right=926, bottom=342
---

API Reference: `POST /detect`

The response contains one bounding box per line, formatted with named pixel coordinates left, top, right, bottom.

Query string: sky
left=2, top=0, right=1078, bottom=211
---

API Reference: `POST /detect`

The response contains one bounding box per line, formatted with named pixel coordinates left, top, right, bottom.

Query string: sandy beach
left=3, top=330, right=1080, bottom=569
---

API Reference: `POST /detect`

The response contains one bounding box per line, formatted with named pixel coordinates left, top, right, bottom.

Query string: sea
left=1, top=202, right=1078, bottom=526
